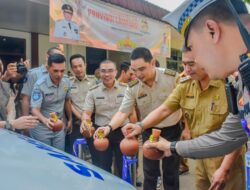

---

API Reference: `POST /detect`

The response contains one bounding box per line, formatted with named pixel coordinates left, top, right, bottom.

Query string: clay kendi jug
left=50, top=112, right=63, bottom=132
left=120, top=129, right=139, bottom=156
left=94, top=129, right=109, bottom=151
left=143, top=129, right=163, bottom=160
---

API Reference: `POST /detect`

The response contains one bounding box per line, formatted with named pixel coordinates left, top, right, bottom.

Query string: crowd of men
left=1, top=0, right=250, bottom=190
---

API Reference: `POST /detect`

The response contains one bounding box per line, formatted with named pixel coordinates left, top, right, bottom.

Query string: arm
left=128, top=108, right=138, bottom=123
left=145, top=113, right=247, bottom=159
left=180, top=116, right=191, bottom=140
left=64, top=98, right=72, bottom=132
left=177, top=113, right=247, bottom=158
left=209, top=148, right=243, bottom=190
left=80, top=110, right=93, bottom=135
left=6, top=91, right=16, bottom=121
left=123, top=104, right=174, bottom=138
left=21, top=72, right=34, bottom=116
left=0, top=116, right=38, bottom=129
left=93, top=111, right=130, bottom=138
left=21, top=95, right=30, bottom=116
left=32, top=107, right=53, bottom=130
left=71, top=104, right=82, bottom=120
left=142, top=104, right=174, bottom=130
left=1, top=63, right=17, bottom=82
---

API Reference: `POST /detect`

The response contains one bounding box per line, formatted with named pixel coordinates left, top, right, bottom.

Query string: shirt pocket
left=181, top=99, right=195, bottom=123
left=137, top=94, right=151, bottom=109
left=208, top=105, right=228, bottom=130
left=116, top=94, right=125, bottom=104
left=95, top=98, right=106, bottom=106
left=44, top=92, right=55, bottom=103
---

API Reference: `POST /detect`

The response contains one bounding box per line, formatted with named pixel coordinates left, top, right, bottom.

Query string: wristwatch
left=107, top=124, right=112, bottom=132
left=4, top=120, right=13, bottom=130
left=170, top=141, right=179, bottom=156
left=136, top=122, right=145, bottom=132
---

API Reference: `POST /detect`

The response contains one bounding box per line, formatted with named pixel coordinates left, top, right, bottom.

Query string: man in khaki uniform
left=66, top=54, right=95, bottom=154
left=124, top=51, right=245, bottom=190
left=94, top=47, right=182, bottom=190
left=81, top=60, right=130, bottom=177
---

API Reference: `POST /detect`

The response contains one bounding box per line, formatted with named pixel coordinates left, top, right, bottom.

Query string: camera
left=16, top=62, right=27, bottom=75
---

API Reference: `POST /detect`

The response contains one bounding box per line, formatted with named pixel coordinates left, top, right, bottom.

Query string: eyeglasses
left=100, top=69, right=115, bottom=74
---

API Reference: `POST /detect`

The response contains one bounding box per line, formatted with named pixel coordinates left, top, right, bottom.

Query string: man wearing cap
left=123, top=50, right=245, bottom=190
left=128, top=0, right=250, bottom=187
left=54, top=4, right=80, bottom=40
left=120, top=1, right=250, bottom=189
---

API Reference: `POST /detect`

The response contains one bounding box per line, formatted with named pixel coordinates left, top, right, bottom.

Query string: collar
left=140, top=68, right=158, bottom=88
left=192, top=79, right=222, bottom=89
left=46, top=75, right=62, bottom=88
left=73, top=75, right=89, bottom=82
left=41, top=65, right=48, bottom=74
left=101, top=80, right=118, bottom=90
left=154, top=68, right=160, bottom=83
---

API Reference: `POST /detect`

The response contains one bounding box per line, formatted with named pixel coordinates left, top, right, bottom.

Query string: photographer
left=0, top=58, right=38, bottom=130
left=9, top=60, right=29, bottom=118
left=1, top=59, right=29, bottom=118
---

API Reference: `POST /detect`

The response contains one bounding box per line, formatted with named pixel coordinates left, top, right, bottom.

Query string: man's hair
left=47, top=47, right=61, bottom=56
left=190, top=1, right=236, bottom=33
left=117, top=61, right=130, bottom=78
left=130, top=47, right=153, bottom=62
left=69, top=54, right=86, bottom=67
left=155, top=60, right=160, bottom=67
left=48, top=53, right=66, bottom=67
left=99, top=60, right=117, bottom=70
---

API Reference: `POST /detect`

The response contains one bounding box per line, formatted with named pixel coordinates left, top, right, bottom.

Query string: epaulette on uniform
left=164, top=68, right=176, bottom=77
left=36, top=77, right=46, bottom=85
left=69, top=76, right=75, bottom=81
left=128, top=79, right=139, bottom=88
left=87, top=75, right=95, bottom=78
left=180, top=76, right=191, bottom=83
left=89, top=84, right=99, bottom=91
left=119, top=82, right=127, bottom=87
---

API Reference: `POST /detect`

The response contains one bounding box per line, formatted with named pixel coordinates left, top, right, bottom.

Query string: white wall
left=38, top=34, right=60, bottom=65
left=38, top=34, right=86, bottom=71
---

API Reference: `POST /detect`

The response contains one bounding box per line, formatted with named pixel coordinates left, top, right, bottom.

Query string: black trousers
left=65, top=115, right=83, bottom=154
left=142, top=123, right=182, bottom=190
left=94, top=126, right=124, bottom=178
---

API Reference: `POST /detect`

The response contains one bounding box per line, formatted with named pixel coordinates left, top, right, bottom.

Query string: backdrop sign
left=50, top=0, right=171, bottom=57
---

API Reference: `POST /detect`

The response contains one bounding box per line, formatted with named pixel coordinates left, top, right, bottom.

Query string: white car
left=0, top=129, right=136, bottom=190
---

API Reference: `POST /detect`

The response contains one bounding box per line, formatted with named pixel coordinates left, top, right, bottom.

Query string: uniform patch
left=138, top=94, right=147, bottom=99
left=180, top=76, right=191, bottom=83
left=119, top=82, right=127, bottom=87
left=117, top=94, right=124, bottom=98
left=64, top=86, right=69, bottom=92
left=186, top=93, right=194, bottom=98
left=164, top=68, right=176, bottom=77
left=128, top=80, right=139, bottom=88
left=96, top=97, right=104, bottom=99
left=32, top=90, right=42, bottom=101
left=45, top=92, right=54, bottom=97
